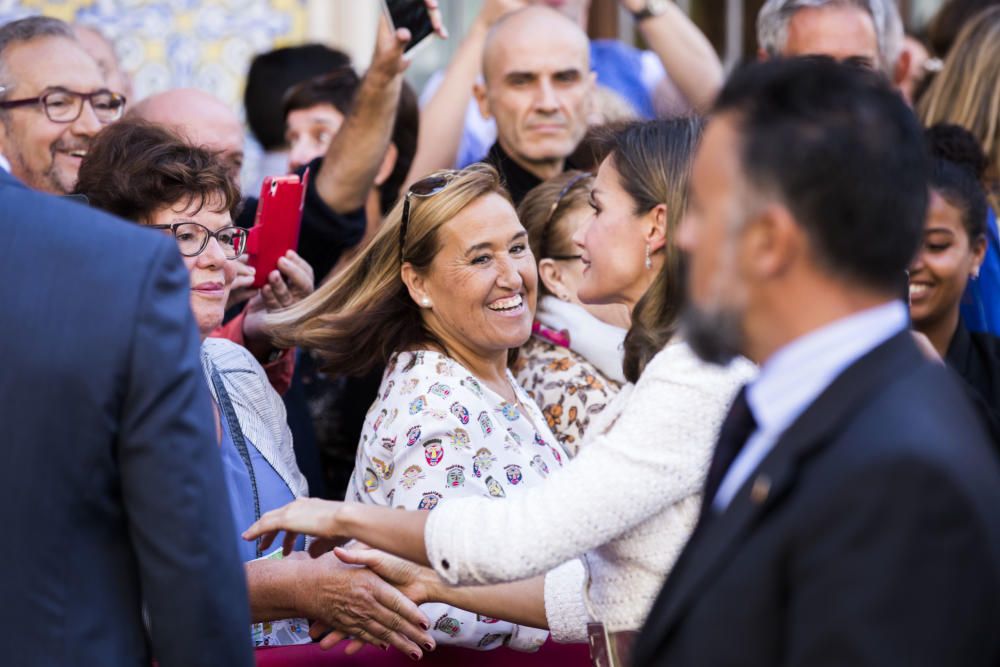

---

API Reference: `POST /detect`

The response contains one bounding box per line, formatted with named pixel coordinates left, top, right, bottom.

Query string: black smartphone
left=382, top=0, right=435, bottom=52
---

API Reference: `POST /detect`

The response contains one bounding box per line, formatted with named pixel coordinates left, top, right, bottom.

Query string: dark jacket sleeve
left=118, top=240, right=253, bottom=667
left=297, top=156, right=366, bottom=281
left=785, top=459, right=1000, bottom=667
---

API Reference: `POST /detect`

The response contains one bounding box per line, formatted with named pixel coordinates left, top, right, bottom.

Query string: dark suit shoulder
left=1, top=182, right=176, bottom=268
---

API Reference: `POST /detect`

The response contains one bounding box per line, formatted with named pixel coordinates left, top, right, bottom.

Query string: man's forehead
left=489, top=39, right=588, bottom=80
left=3, top=36, right=104, bottom=92
left=784, top=5, right=879, bottom=62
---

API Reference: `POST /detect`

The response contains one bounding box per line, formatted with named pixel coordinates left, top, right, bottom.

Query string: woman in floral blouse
left=513, top=171, right=631, bottom=456
left=267, top=164, right=562, bottom=652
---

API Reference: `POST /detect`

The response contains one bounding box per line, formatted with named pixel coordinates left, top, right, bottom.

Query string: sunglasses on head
left=399, top=173, right=455, bottom=264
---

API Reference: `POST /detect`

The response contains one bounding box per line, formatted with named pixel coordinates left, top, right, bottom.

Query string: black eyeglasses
left=0, top=86, right=126, bottom=124
left=149, top=222, right=248, bottom=259
left=540, top=171, right=590, bottom=262
left=400, top=173, right=455, bottom=263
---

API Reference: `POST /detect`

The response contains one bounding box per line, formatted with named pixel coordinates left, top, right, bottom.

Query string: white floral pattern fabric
left=346, top=349, right=566, bottom=651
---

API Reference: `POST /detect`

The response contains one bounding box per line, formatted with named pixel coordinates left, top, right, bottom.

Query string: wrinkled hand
left=478, top=0, right=529, bottom=26
left=311, top=546, right=436, bottom=653
left=294, top=551, right=434, bottom=658
left=243, top=497, right=345, bottom=556
left=227, top=259, right=257, bottom=310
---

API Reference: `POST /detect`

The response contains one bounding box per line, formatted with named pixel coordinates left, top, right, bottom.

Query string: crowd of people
left=3, top=1, right=1000, bottom=666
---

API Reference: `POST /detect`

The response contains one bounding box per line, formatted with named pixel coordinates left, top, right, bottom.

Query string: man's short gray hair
left=0, top=15, right=75, bottom=94
left=757, top=0, right=903, bottom=73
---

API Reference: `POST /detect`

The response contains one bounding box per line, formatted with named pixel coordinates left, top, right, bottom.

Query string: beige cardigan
left=425, top=340, right=755, bottom=641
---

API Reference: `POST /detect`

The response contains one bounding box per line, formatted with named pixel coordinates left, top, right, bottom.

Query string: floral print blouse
left=513, top=335, right=621, bottom=458
left=346, top=349, right=567, bottom=652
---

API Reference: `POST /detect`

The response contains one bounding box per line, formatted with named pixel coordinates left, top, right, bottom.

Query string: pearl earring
left=421, top=297, right=432, bottom=307
left=644, top=244, right=653, bottom=270
left=972, top=267, right=981, bottom=280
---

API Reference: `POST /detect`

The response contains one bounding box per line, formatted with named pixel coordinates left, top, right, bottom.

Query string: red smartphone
left=246, top=169, right=309, bottom=289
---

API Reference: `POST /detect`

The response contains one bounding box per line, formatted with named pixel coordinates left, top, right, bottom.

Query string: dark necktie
left=700, top=385, right=757, bottom=519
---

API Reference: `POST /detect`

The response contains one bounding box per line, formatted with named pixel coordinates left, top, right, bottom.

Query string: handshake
left=274, top=541, right=438, bottom=659
left=244, top=497, right=471, bottom=659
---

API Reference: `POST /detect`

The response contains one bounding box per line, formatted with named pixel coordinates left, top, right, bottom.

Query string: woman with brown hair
left=74, top=119, right=435, bottom=658
left=917, top=6, right=1000, bottom=334
left=267, top=163, right=563, bottom=652
left=247, top=119, right=755, bottom=662
left=513, top=171, right=628, bottom=455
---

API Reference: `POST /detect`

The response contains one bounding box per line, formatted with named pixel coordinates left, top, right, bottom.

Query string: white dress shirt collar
left=0, top=154, right=10, bottom=173
left=713, top=300, right=909, bottom=510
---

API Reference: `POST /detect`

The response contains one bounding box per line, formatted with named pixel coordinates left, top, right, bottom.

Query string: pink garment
left=254, top=640, right=590, bottom=666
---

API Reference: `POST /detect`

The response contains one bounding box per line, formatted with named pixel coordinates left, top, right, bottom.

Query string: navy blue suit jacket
left=632, top=332, right=1000, bottom=667
left=0, top=169, right=253, bottom=666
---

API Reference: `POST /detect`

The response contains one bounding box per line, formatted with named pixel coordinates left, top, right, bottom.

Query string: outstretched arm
left=312, top=546, right=549, bottom=651
left=619, top=0, right=723, bottom=112
left=246, top=552, right=435, bottom=657
left=314, top=19, right=412, bottom=213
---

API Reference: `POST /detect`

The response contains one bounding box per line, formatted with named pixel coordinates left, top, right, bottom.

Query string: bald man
left=74, top=24, right=133, bottom=103
left=474, top=6, right=594, bottom=204
left=130, top=88, right=246, bottom=181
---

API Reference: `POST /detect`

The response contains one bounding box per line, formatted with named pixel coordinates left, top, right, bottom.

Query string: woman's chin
left=195, top=311, right=226, bottom=339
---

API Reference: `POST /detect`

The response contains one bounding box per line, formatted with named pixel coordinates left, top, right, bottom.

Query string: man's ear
left=743, top=203, right=799, bottom=279
left=473, top=82, right=492, bottom=121
left=893, top=48, right=912, bottom=89
left=400, top=262, right=430, bottom=307
left=375, top=142, right=399, bottom=187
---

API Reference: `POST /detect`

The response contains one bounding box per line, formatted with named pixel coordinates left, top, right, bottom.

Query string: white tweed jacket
left=425, top=340, right=755, bottom=641
left=201, top=337, right=308, bottom=500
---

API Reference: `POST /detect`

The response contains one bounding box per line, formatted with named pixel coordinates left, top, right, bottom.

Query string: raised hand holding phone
left=382, top=0, right=448, bottom=54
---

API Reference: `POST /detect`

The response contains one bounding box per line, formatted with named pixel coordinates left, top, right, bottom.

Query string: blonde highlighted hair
left=917, top=6, right=1000, bottom=211
left=267, top=163, right=511, bottom=376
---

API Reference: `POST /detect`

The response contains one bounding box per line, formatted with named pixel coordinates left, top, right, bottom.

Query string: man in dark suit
left=0, top=169, right=253, bottom=663
left=632, top=58, right=1000, bottom=666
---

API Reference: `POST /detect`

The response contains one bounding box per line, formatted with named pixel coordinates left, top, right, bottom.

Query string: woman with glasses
left=513, top=171, right=629, bottom=456
left=247, top=120, right=755, bottom=663
left=266, top=163, right=561, bottom=652
left=73, top=120, right=434, bottom=656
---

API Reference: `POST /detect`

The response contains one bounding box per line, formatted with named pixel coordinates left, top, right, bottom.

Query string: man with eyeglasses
left=0, top=16, right=124, bottom=195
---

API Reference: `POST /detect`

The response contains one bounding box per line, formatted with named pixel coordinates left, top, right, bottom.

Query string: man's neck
left=496, top=140, right=565, bottom=182
left=746, top=278, right=899, bottom=366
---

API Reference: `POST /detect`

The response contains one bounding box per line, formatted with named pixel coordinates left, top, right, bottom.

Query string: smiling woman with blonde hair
left=268, top=163, right=564, bottom=652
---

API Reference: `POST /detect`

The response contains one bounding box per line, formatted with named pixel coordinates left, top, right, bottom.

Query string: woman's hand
left=310, top=546, right=438, bottom=652
left=292, top=550, right=435, bottom=658
left=243, top=497, right=344, bottom=556
left=335, top=545, right=436, bottom=606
